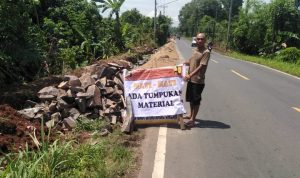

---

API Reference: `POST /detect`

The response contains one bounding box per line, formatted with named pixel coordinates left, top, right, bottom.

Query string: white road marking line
left=292, top=107, right=300, bottom=113
left=152, top=126, right=167, bottom=178
left=231, top=69, right=250, bottom=80
left=211, top=59, right=219, bottom=63
left=215, top=52, right=300, bottom=80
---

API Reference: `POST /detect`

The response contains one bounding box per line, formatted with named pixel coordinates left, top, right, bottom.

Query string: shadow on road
left=132, top=119, right=231, bottom=130
left=194, top=118, right=231, bottom=129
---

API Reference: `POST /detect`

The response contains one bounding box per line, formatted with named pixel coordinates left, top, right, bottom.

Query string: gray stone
left=76, top=98, right=86, bottom=113
left=114, top=60, right=132, bottom=69
left=103, top=87, right=114, bottom=95
left=58, top=81, right=69, bottom=90
left=63, top=117, right=76, bottom=130
left=49, top=101, right=57, bottom=112
left=57, top=98, right=71, bottom=110
left=86, top=85, right=101, bottom=107
left=38, top=94, right=56, bottom=101
left=106, top=79, right=115, bottom=87
left=79, top=74, right=95, bottom=89
left=99, top=110, right=105, bottom=117
left=34, top=113, right=43, bottom=120
left=38, top=86, right=59, bottom=97
left=113, top=77, right=124, bottom=90
left=18, top=107, right=42, bottom=119
left=76, top=92, right=92, bottom=99
left=111, top=115, right=117, bottom=124
left=67, top=89, right=75, bottom=97
left=68, top=108, right=80, bottom=120
left=63, top=75, right=77, bottom=81
left=24, top=100, right=38, bottom=108
left=51, top=112, right=61, bottom=121
left=105, top=99, right=116, bottom=108
left=91, top=74, right=98, bottom=80
left=70, top=86, right=85, bottom=93
left=68, top=76, right=81, bottom=87
left=97, top=66, right=118, bottom=79
left=95, top=79, right=105, bottom=89
left=57, top=89, right=67, bottom=99
left=99, top=77, right=107, bottom=87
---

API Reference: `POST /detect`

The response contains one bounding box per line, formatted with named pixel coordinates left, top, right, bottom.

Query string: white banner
left=124, top=66, right=186, bottom=119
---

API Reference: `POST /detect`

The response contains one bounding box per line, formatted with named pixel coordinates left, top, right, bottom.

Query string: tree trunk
left=115, top=12, right=125, bottom=50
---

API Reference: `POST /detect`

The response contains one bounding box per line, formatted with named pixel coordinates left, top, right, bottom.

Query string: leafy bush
left=275, top=47, right=300, bottom=63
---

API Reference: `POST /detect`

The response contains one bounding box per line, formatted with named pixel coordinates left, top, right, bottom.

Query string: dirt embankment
left=138, top=40, right=179, bottom=69
left=0, top=105, right=52, bottom=155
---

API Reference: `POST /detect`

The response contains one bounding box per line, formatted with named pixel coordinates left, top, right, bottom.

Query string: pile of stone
left=18, top=60, right=132, bottom=131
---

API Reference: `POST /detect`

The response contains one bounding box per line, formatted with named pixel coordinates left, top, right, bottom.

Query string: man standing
left=184, top=33, right=211, bottom=127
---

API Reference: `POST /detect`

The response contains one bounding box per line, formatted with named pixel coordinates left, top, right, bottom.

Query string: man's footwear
left=183, top=116, right=190, bottom=120
left=184, top=120, right=195, bottom=127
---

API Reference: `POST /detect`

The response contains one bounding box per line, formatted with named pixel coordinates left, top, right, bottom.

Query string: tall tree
left=121, top=8, right=153, bottom=47
left=220, top=0, right=243, bottom=17
left=93, top=0, right=126, bottom=50
left=178, top=0, right=229, bottom=36
left=156, top=14, right=172, bottom=46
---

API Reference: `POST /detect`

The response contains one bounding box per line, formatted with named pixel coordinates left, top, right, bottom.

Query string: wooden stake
left=178, top=114, right=185, bottom=130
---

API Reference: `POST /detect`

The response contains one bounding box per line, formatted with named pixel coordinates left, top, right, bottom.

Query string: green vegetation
left=0, top=118, right=138, bottom=178
left=227, top=50, right=300, bottom=77
left=0, top=0, right=172, bottom=86
left=178, top=0, right=299, bottom=54
left=177, top=0, right=300, bottom=77
left=275, top=47, right=300, bottom=64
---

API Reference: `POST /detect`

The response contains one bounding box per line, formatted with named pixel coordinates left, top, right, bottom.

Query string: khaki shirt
left=188, top=48, right=210, bottom=84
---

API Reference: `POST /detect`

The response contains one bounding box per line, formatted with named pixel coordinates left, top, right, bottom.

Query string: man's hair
left=197, top=33, right=206, bottom=39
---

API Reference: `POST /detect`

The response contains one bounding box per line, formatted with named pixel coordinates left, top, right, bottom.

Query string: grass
left=0, top=117, right=138, bottom=178
left=224, top=51, right=300, bottom=78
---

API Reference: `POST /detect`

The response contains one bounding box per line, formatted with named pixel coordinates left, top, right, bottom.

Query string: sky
left=103, top=0, right=271, bottom=27
left=119, top=0, right=192, bottom=27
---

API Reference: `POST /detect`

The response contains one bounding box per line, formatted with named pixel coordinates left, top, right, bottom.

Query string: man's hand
left=184, top=74, right=191, bottom=81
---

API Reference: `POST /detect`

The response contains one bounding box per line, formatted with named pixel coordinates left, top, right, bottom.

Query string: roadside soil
left=138, top=39, right=179, bottom=69
left=0, top=104, right=57, bottom=155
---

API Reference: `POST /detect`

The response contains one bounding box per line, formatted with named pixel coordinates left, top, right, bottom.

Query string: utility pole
left=154, top=0, right=157, bottom=43
left=226, top=0, right=233, bottom=51
left=212, top=1, right=219, bottom=43
left=162, top=5, right=166, bottom=15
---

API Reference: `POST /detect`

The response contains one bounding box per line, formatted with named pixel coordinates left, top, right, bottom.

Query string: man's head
left=196, top=33, right=206, bottom=48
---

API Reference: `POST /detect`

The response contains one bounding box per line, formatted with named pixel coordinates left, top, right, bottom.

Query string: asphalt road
left=139, top=39, right=300, bottom=178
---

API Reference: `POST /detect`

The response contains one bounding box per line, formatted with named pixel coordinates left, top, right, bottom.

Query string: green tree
left=220, top=0, right=243, bottom=18
left=268, top=0, right=300, bottom=52
left=121, top=8, right=154, bottom=47
left=156, top=14, right=172, bottom=46
left=0, top=0, right=44, bottom=84
left=93, top=0, right=126, bottom=50
left=178, top=0, right=237, bottom=37
left=232, top=0, right=268, bottom=54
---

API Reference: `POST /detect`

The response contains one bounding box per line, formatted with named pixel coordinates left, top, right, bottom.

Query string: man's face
left=196, top=34, right=206, bottom=48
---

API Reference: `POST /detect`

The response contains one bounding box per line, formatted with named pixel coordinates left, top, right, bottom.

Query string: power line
left=157, top=0, right=180, bottom=8
left=157, top=0, right=180, bottom=15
